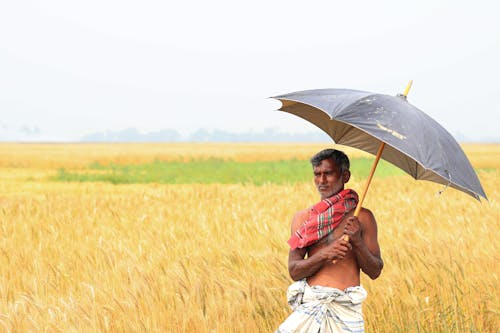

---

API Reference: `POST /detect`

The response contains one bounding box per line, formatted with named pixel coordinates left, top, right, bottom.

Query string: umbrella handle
left=332, top=142, right=386, bottom=263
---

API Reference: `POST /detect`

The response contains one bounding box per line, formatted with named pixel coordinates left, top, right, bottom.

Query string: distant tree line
left=80, top=127, right=331, bottom=143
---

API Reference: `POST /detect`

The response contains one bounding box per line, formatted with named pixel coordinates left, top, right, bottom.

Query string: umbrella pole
left=353, top=142, right=386, bottom=217
left=332, top=142, right=385, bottom=264
left=340, top=80, right=412, bottom=245
left=334, top=141, right=386, bottom=262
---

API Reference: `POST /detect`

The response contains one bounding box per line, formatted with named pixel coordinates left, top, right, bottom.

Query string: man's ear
left=343, top=170, right=351, bottom=183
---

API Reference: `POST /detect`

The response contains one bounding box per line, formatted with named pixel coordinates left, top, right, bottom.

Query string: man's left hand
left=343, top=216, right=362, bottom=247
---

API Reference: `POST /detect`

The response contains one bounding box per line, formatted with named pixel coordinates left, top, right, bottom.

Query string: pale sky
left=1, top=0, right=499, bottom=141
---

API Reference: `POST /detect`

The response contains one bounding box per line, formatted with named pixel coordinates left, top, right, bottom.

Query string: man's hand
left=344, top=209, right=384, bottom=280
left=343, top=216, right=363, bottom=247
left=319, top=236, right=352, bottom=261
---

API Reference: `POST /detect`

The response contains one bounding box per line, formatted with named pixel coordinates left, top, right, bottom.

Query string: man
left=276, top=149, right=383, bottom=333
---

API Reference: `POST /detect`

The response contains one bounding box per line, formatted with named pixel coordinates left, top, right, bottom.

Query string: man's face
left=313, top=158, right=349, bottom=199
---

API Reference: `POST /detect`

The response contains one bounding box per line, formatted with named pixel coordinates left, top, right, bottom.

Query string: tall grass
left=0, top=143, right=498, bottom=332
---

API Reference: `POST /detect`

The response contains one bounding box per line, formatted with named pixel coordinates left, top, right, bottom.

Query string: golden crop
left=0, top=143, right=498, bottom=332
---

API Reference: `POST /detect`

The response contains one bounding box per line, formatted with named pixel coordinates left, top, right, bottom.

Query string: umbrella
left=272, top=82, right=487, bottom=217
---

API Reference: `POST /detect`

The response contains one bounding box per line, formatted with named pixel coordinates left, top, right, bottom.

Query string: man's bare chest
left=324, top=219, right=349, bottom=243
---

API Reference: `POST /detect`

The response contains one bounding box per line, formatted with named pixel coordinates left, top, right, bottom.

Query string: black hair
left=310, top=149, right=350, bottom=174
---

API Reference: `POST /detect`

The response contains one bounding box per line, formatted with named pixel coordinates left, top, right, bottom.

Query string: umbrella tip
left=402, top=80, right=413, bottom=97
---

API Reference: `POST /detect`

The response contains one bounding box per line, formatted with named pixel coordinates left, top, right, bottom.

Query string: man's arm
left=343, top=208, right=383, bottom=279
left=287, top=210, right=351, bottom=281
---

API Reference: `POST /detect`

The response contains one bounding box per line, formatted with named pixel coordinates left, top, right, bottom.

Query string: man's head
left=310, top=149, right=351, bottom=199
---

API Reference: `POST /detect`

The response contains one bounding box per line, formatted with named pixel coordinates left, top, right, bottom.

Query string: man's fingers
left=337, top=245, right=349, bottom=253
left=338, top=240, right=349, bottom=248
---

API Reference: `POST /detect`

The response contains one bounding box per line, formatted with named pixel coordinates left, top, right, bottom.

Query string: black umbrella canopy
left=273, top=88, right=487, bottom=201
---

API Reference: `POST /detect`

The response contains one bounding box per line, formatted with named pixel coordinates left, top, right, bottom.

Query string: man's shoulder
left=290, top=208, right=309, bottom=233
left=358, top=207, right=374, bottom=217
left=357, top=207, right=377, bottom=226
left=293, top=208, right=310, bottom=219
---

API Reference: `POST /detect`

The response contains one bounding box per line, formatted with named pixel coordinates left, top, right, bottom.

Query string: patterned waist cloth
left=276, top=279, right=367, bottom=333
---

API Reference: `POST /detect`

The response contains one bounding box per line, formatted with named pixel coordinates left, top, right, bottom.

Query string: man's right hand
left=319, top=236, right=352, bottom=261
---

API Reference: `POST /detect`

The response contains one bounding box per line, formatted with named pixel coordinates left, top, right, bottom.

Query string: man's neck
left=320, top=188, right=345, bottom=200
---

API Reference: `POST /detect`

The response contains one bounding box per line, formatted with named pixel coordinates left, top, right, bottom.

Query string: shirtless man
left=276, top=149, right=383, bottom=333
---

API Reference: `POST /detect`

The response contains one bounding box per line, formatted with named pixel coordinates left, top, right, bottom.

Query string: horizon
left=1, top=126, right=499, bottom=144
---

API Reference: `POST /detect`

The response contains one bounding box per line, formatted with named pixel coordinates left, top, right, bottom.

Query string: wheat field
left=0, top=143, right=499, bottom=332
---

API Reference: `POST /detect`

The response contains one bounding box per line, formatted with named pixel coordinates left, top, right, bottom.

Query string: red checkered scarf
left=288, top=189, right=358, bottom=250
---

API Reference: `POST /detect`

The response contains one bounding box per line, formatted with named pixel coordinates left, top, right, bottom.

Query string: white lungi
left=276, top=279, right=367, bottom=333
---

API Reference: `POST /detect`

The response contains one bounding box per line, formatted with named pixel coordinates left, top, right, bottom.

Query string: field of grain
left=0, top=143, right=499, bottom=332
